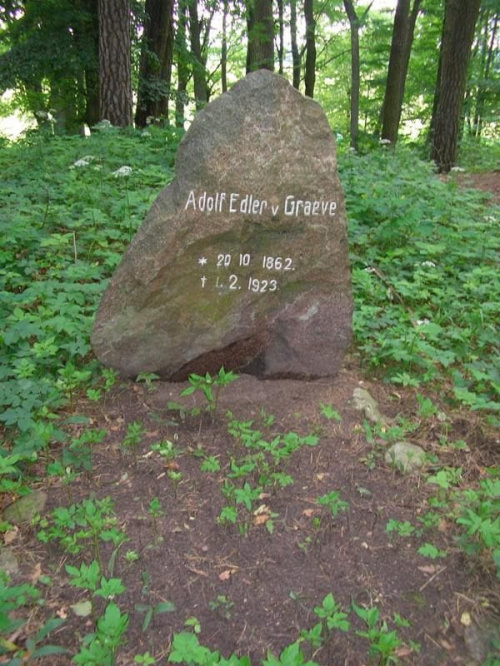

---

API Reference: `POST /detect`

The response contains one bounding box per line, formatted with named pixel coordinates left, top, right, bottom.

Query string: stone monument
left=91, top=70, right=352, bottom=380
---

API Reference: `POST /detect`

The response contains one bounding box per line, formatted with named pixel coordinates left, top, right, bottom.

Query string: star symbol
left=198, top=256, right=208, bottom=266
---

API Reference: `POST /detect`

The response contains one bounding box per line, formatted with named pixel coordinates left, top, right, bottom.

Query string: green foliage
left=454, top=475, right=500, bottom=576
left=385, top=519, right=417, bottom=538
left=316, top=491, right=349, bottom=519
left=417, top=543, right=447, bottom=559
left=180, top=367, right=239, bottom=420
left=121, top=421, right=146, bottom=464
left=319, top=404, right=342, bottom=421
left=342, top=147, right=500, bottom=415
left=352, top=602, right=404, bottom=665
left=263, top=641, right=318, bottom=666
left=0, top=127, right=178, bottom=487
left=134, top=600, right=176, bottom=633
left=0, top=573, right=66, bottom=663
left=36, top=496, right=126, bottom=563
left=73, top=602, right=129, bottom=666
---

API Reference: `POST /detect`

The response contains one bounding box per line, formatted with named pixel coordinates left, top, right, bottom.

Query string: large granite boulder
left=91, top=70, right=352, bottom=380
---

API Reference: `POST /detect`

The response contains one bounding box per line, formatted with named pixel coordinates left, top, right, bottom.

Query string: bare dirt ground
left=6, top=361, right=499, bottom=665
left=444, top=170, right=500, bottom=205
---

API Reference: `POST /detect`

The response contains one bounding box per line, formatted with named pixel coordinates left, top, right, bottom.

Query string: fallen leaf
left=4, top=528, right=19, bottom=545
left=316, top=473, right=325, bottom=481
left=440, top=639, right=453, bottom=650
left=302, top=509, right=315, bottom=517
left=253, top=514, right=269, bottom=526
left=438, top=519, right=450, bottom=533
left=30, top=563, right=42, bottom=584
left=218, top=570, right=232, bottom=581
left=460, top=612, right=472, bottom=627
left=395, top=647, right=413, bottom=658
left=56, top=608, right=68, bottom=619
left=418, top=565, right=436, bottom=575
left=253, top=504, right=270, bottom=516
left=70, top=600, right=92, bottom=617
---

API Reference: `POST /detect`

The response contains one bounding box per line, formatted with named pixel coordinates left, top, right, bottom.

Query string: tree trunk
left=343, top=0, right=360, bottom=149
left=81, top=0, right=100, bottom=127
left=290, top=0, right=300, bottom=89
left=473, top=9, right=498, bottom=138
left=277, top=0, right=284, bottom=74
left=380, top=0, right=421, bottom=144
left=98, top=0, right=133, bottom=126
left=430, top=0, right=481, bottom=172
left=188, top=0, right=208, bottom=109
left=175, top=0, right=189, bottom=127
left=221, top=0, right=229, bottom=92
left=246, top=0, right=274, bottom=73
left=135, top=0, right=175, bottom=128
left=304, top=0, right=316, bottom=98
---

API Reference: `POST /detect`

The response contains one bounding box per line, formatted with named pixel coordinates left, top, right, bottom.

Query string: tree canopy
left=0, top=0, right=498, bottom=169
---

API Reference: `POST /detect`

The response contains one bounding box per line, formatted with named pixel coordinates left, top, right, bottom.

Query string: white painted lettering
left=185, top=190, right=196, bottom=210
left=230, top=193, right=239, bottom=212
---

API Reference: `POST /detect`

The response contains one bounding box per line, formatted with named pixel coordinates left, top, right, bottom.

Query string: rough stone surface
left=384, top=441, right=426, bottom=473
left=3, top=489, right=47, bottom=524
left=92, top=70, right=352, bottom=380
left=352, top=388, right=386, bottom=424
left=0, top=549, right=19, bottom=575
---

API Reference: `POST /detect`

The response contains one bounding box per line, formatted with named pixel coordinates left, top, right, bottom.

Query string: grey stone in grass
left=352, top=388, right=386, bottom=424
left=3, top=490, right=47, bottom=524
left=384, top=441, right=426, bottom=473
left=0, top=548, right=19, bottom=575
left=92, top=70, right=352, bottom=381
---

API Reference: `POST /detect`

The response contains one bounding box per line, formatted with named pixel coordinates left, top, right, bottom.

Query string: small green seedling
left=150, top=439, right=178, bottom=461
left=316, top=491, right=349, bottom=520
left=148, top=497, right=164, bottom=540
left=121, top=421, right=146, bottom=465
left=134, top=600, right=176, bottom=632
left=136, top=372, right=160, bottom=392
left=385, top=519, right=417, bottom=538
left=208, top=594, right=234, bottom=620
left=180, top=367, right=238, bottom=421
left=319, top=404, right=342, bottom=422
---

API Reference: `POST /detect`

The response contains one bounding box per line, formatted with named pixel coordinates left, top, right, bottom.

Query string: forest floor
left=2, top=170, right=499, bottom=666
left=9, top=362, right=499, bottom=666
left=444, top=170, right=500, bottom=204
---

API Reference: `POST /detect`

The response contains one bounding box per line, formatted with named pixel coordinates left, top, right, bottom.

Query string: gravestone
left=91, top=70, right=352, bottom=380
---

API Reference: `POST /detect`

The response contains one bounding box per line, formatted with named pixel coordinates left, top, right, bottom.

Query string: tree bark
left=430, top=0, right=481, bottom=172
left=473, top=9, right=498, bottom=138
left=175, top=0, right=189, bottom=127
left=380, top=0, right=421, bottom=144
left=188, top=0, right=208, bottom=109
left=221, top=0, right=229, bottom=92
left=81, top=0, right=100, bottom=127
left=135, top=0, right=175, bottom=128
left=343, top=0, right=360, bottom=149
left=277, top=0, right=284, bottom=74
left=98, top=0, right=133, bottom=126
left=246, top=0, right=274, bottom=73
left=304, top=0, right=316, bottom=98
left=290, top=0, right=300, bottom=89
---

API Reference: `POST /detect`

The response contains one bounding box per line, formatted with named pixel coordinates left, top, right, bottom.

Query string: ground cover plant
left=0, top=129, right=499, bottom=665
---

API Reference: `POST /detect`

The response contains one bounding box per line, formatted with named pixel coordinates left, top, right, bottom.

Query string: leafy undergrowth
left=341, top=147, right=499, bottom=417
left=0, top=130, right=499, bottom=664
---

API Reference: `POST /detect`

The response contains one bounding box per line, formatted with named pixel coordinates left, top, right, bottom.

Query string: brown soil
left=5, top=360, right=499, bottom=665
left=442, top=170, right=500, bottom=205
